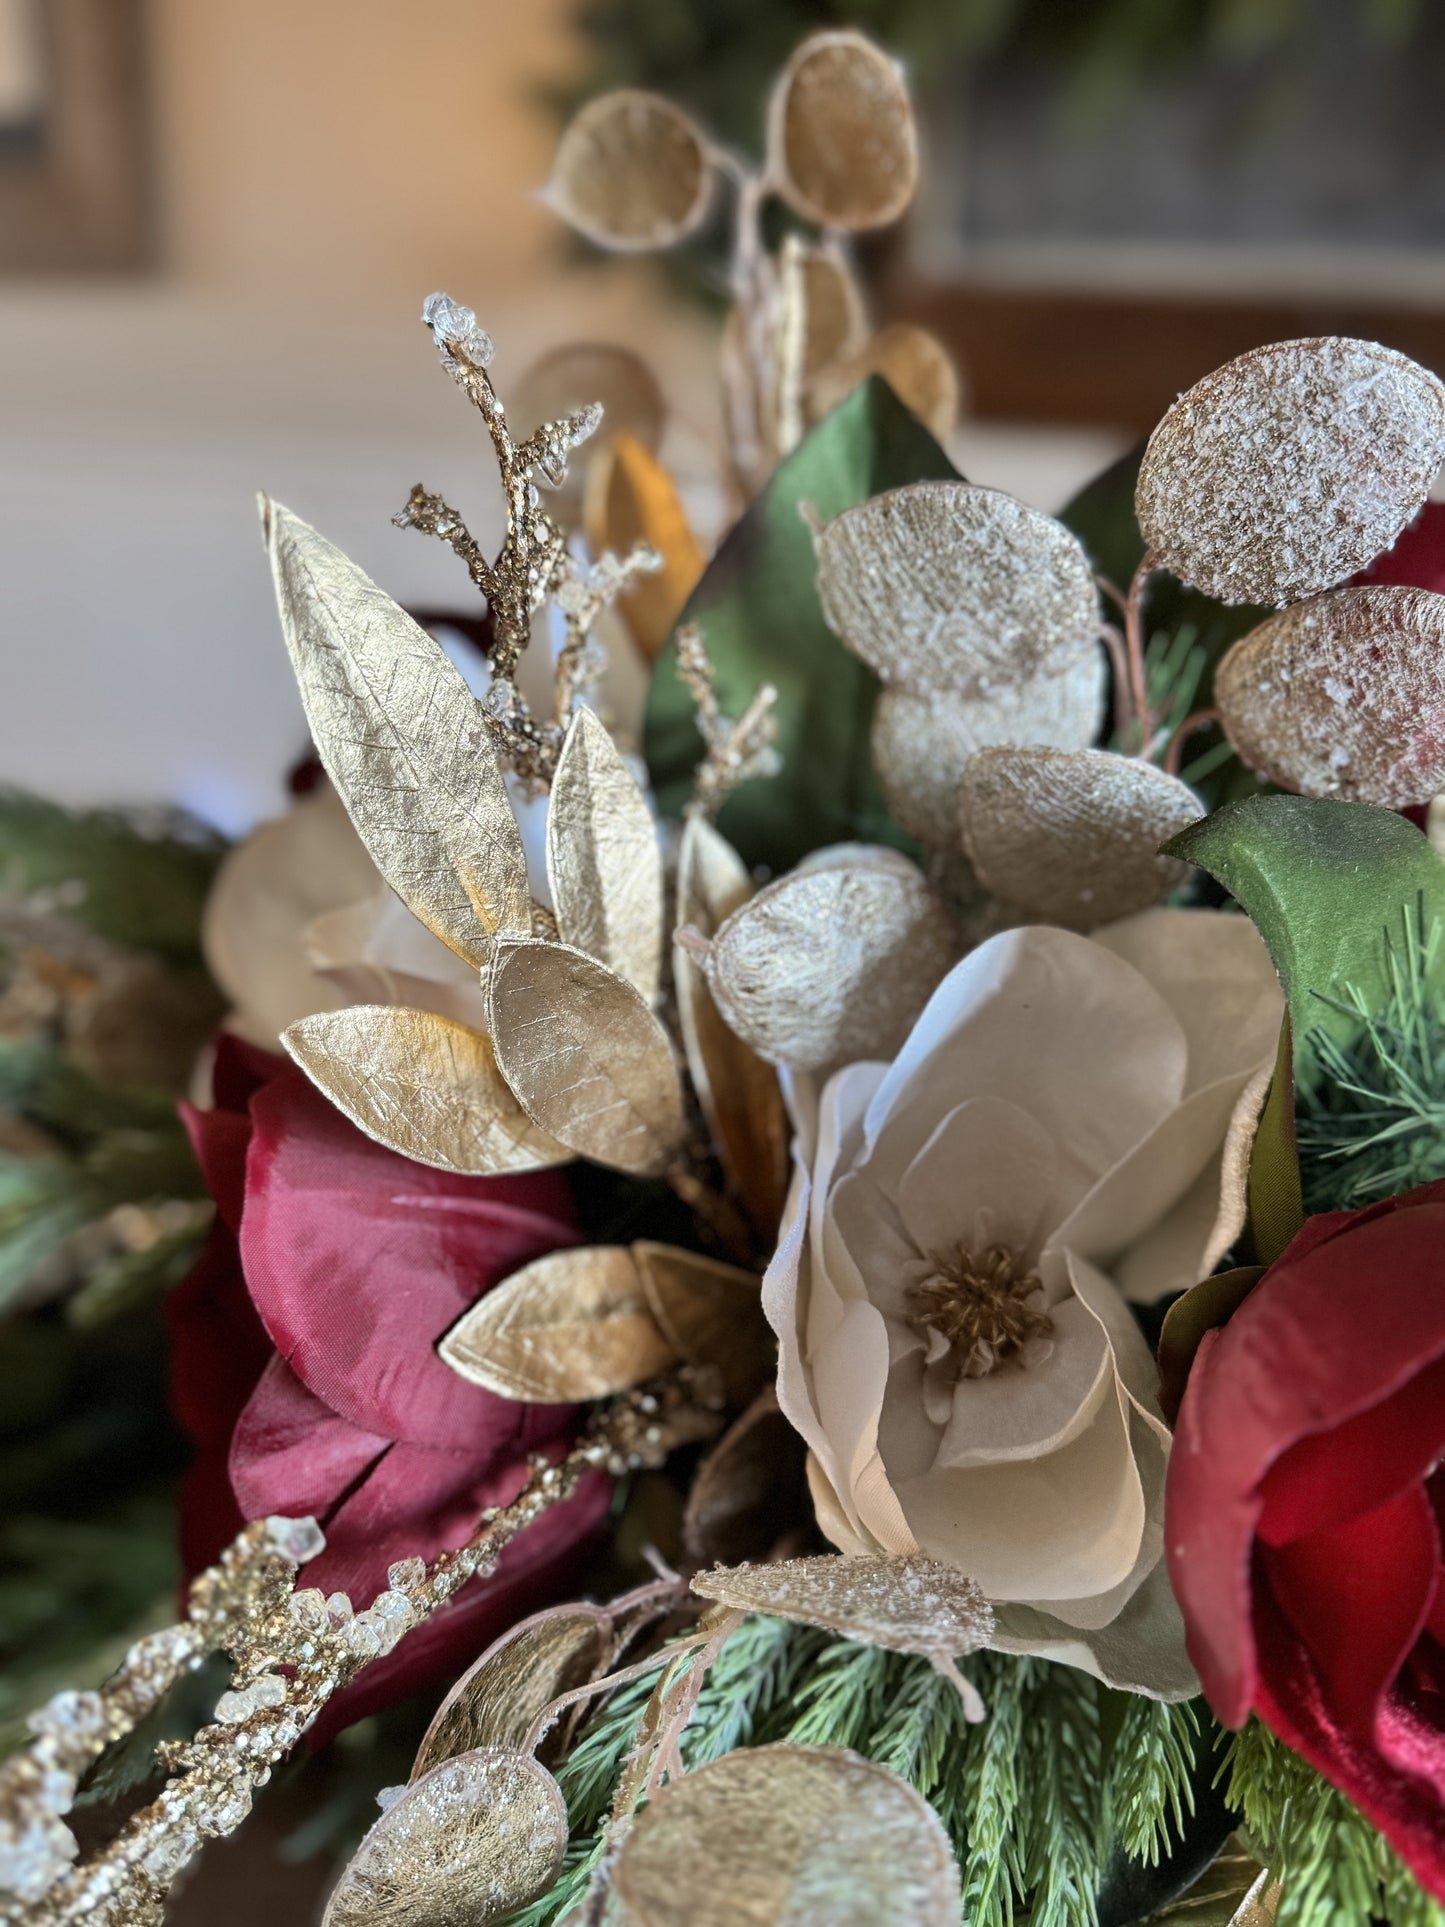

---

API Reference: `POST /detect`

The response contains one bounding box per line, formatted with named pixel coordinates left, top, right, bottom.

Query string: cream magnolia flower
left=764, top=909, right=1283, bottom=1698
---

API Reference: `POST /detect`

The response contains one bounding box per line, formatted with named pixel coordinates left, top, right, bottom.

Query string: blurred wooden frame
left=0, top=0, right=150, bottom=272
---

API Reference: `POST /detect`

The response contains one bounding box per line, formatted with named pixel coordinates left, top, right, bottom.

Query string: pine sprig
left=1016, top=1659, right=1104, bottom=1927
left=1106, top=1695, right=1200, bottom=1867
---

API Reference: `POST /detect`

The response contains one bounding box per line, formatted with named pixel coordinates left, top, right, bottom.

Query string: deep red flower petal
left=165, top=1219, right=272, bottom=1452
left=229, top=1355, right=389, bottom=1525
left=1353, top=500, right=1445, bottom=595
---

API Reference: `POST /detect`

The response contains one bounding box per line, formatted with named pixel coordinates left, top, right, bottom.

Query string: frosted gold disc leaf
left=614, top=1744, right=961, bottom=1927
left=263, top=500, right=529, bottom=965
left=547, top=90, right=712, bottom=252
left=809, top=322, right=961, bottom=444
left=547, top=707, right=664, bottom=1004
left=282, top=1005, right=569, bottom=1176
left=798, top=243, right=869, bottom=383
left=1136, top=337, right=1445, bottom=606
left=488, top=938, right=685, bottom=1174
left=704, top=857, right=958, bottom=1075
left=767, top=30, right=919, bottom=232
left=960, top=747, right=1203, bottom=930
left=512, top=343, right=665, bottom=526
left=322, top=1748, right=567, bottom=1927
left=411, top=1606, right=610, bottom=1778
left=871, top=656, right=1106, bottom=847
left=692, top=1553, right=994, bottom=1660
left=674, top=818, right=788, bottom=1240
left=816, top=482, right=1100, bottom=697
left=684, top=1390, right=810, bottom=1566
left=439, top=1245, right=675, bottom=1402
left=633, top=1241, right=773, bottom=1407
left=1213, top=584, right=1445, bottom=805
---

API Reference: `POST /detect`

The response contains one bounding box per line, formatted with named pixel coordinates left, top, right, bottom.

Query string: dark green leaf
left=1157, top=1266, right=1265, bottom=1426
left=643, top=378, right=959, bottom=873
left=1244, top=1015, right=1303, bottom=1265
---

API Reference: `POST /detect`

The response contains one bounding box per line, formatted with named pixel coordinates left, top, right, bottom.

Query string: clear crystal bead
left=386, top=1558, right=426, bottom=1593
left=344, top=1615, right=382, bottom=1661
left=263, top=1515, right=325, bottom=1564
left=141, top=1828, right=197, bottom=1884
left=375, top=1784, right=407, bottom=1813
left=214, top=1689, right=254, bottom=1725
left=249, top=1674, right=286, bottom=1710
left=196, top=1782, right=252, bottom=1836
left=288, top=1588, right=328, bottom=1632
left=325, top=1592, right=353, bottom=1627
left=27, top=1689, right=105, bottom=1744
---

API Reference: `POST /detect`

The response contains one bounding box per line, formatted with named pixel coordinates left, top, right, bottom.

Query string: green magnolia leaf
left=1244, top=1015, right=1303, bottom=1266
left=1157, top=1266, right=1265, bottom=1426
left=643, top=378, right=959, bottom=873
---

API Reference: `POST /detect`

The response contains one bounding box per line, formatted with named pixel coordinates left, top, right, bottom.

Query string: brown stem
left=1164, top=707, right=1222, bottom=777
left=1097, top=623, right=1134, bottom=743
left=1123, top=551, right=1161, bottom=754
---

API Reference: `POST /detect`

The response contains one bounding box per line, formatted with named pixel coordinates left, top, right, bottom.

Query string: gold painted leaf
left=871, top=656, right=1106, bottom=847
left=614, top=1744, right=961, bottom=1927
left=767, top=30, right=919, bottom=232
left=692, top=1553, right=994, bottom=1661
left=582, top=434, right=705, bottom=662
left=547, top=707, right=664, bottom=1004
left=1150, top=1843, right=1276, bottom=1926
left=674, top=818, right=788, bottom=1240
left=322, top=1747, right=567, bottom=1927
left=633, top=1241, right=773, bottom=1407
left=283, top=1005, right=569, bottom=1176
left=810, top=322, right=961, bottom=444
left=1136, top=337, right=1445, bottom=605
left=411, top=1605, right=610, bottom=1778
left=439, top=1245, right=676, bottom=1402
left=960, top=746, right=1203, bottom=930
left=263, top=500, right=529, bottom=965
left=547, top=90, right=713, bottom=252
left=684, top=1389, right=810, bottom=1566
left=487, top=938, right=685, bottom=1175
left=704, top=855, right=958, bottom=1075
left=1214, top=584, right=1445, bottom=806
left=816, top=482, right=1100, bottom=698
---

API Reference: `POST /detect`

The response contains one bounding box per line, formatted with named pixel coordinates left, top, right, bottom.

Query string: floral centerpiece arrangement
left=3, top=30, right=1445, bottom=1927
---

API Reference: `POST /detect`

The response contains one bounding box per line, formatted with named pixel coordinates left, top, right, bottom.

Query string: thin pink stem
left=1164, top=707, right=1222, bottom=778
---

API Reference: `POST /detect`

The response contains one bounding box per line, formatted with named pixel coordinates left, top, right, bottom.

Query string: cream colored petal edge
left=990, top=1558, right=1197, bottom=1701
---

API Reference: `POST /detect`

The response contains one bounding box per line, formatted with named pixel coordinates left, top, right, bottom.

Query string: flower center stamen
left=907, top=1243, right=1053, bottom=1379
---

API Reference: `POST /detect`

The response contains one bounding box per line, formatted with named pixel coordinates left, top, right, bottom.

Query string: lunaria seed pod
left=766, top=30, right=918, bottom=231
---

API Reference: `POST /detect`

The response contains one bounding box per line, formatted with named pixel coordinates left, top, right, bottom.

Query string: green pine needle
left=1106, top=1695, right=1200, bottom=1868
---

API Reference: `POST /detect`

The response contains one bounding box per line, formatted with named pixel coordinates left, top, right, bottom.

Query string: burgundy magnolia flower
left=1355, top=498, right=1445, bottom=594
left=1165, top=1181, right=1445, bottom=1900
left=168, top=1035, right=607, bottom=1731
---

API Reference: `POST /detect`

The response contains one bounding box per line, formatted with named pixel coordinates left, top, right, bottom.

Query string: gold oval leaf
left=798, top=243, right=869, bottom=383
left=704, top=857, right=958, bottom=1075
left=809, top=322, right=961, bottom=443
left=767, top=30, right=919, bottom=232
left=488, top=938, right=685, bottom=1176
left=684, top=1390, right=810, bottom=1567
left=547, top=90, right=712, bottom=252
left=692, top=1553, right=995, bottom=1661
left=1136, top=337, right=1445, bottom=606
left=513, top=343, right=666, bottom=528
left=816, top=482, right=1100, bottom=698
left=1214, top=584, right=1445, bottom=805
left=283, top=1005, right=569, bottom=1176
left=674, top=818, right=788, bottom=1241
left=263, top=501, right=529, bottom=964
left=632, top=1242, right=772, bottom=1407
left=411, top=1605, right=610, bottom=1778
left=582, top=434, right=705, bottom=662
left=871, top=656, right=1106, bottom=846
left=547, top=707, right=664, bottom=1004
left=439, top=1245, right=675, bottom=1402
left=959, top=746, right=1203, bottom=930
left=322, top=1748, right=567, bottom=1927
left=614, top=1744, right=961, bottom=1927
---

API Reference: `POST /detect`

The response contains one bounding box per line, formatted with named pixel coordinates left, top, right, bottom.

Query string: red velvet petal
left=1353, top=500, right=1445, bottom=595
left=179, top=1104, right=253, bottom=1236
left=238, top=1063, right=579, bottom=1448
left=165, top=1220, right=272, bottom=1451
left=229, top=1355, right=389, bottom=1525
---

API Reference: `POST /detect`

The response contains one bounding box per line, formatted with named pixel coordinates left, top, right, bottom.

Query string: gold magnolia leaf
left=547, top=707, right=664, bottom=1004
left=614, top=1744, right=961, bottom=1927
left=767, top=30, right=919, bottom=232
left=960, top=746, right=1203, bottom=930
left=263, top=500, right=529, bottom=965
left=547, top=89, right=713, bottom=252
left=439, top=1245, right=675, bottom=1402
left=674, top=818, right=788, bottom=1241
left=871, top=657, right=1106, bottom=847
left=704, top=856, right=958, bottom=1075
left=1213, top=584, right=1445, bottom=806
left=513, top=343, right=666, bottom=527
left=411, top=1605, right=610, bottom=1778
left=692, top=1553, right=994, bottom=1663
left=684, top=1389, right=810, bottom=1566
left=633, top=1241, right=773, bottom=1407
left=487, top=938, right=685, bottom=1176
left=809, top=322, right=961, bottom=443
left=1149, top=1842, right=1276, bottom=1926
left=283, top=1006, right=569, bottom=1176
left=322, top=1747, right=567, bottom=1927
left=582, top=434, right=705, bottom=662
left=816, top=482, right=1100, bottom=698
left=1136, top=337, right=1445, bottom=606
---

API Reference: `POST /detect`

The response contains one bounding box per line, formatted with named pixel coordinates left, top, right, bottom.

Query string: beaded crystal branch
left=0, top=1374, right=721, bottom=1926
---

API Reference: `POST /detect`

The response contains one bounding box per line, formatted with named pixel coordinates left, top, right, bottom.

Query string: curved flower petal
left=992, top=1558, right=1198, bottom=1700
left=894, top=1095, right=1059, bottom=1261
left=304, top=888, right=489, bottom=1029
left=931, top=1298, right=1110, bottom=1469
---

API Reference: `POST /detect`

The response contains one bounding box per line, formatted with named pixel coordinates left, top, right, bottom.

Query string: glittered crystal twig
left=674, top=623, right=780, bottom=821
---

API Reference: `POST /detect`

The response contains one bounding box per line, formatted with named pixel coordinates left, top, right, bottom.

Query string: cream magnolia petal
left=1019, top=1407, right=1168, bottom=1631
left=810, top=1297, right=895, bottom=1506
left=990, top=1559, right=1197, bottom=1701
left=313, top=959, right=491, bottom=1031
left=807, top=1062, right=887, bottom=1335
left=806, top=1453, right=874, bottom=1556
left=931, top=1298, right=1111, bottom=1469
left=763, top=1169, right=846, bottom=1506
left=893, top=1095, right=1059, bottom=1259
left=1060, top=1252, right=1166, bottom=1422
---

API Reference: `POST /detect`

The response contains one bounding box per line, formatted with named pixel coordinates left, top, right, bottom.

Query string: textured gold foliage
left=263, top=500, right=530, bottom=964
left=582, top=434, right=705, bottom=662
left=614, top=1744, right=962, bottom=1926
left=692, top=1553, right=994, bottom=1662
left=704, top=855, right=958, bottom=1074
left=487, top=939, right=685, bottom=1176
left=411, top=1607, right=609, bottom=1778
left=322, top=1748, right=567, bottom=1927
left=548, top=90, right=713, bottom=251
left=547, top=707, right=664, bottom=1003
left=809, top=321, right=961, bottom=443
left=513, top=343, right=665, bottom=526
left=439, top=1245, right=675, bottom=1402
left=1136, top=337, right=1445, bottom=606
left=282, top=1005, right=569, bottom=1176
left=767, top=30, right=918, bottom=231
left=683, top=1390, right=810, bottom=1566
left=796, top=244, right=869, bottom=383
left=816, top=482, right=1100, bottom=697
left=633, top=1241, right=773, bottom=1407
left=960, top=746, right=1203, bottom=930
left=1214, top=584, right=1445, bottom=806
